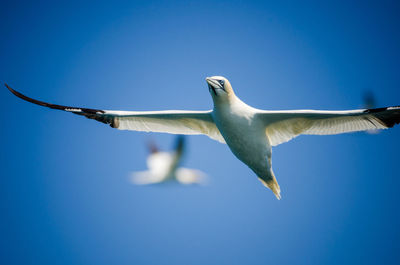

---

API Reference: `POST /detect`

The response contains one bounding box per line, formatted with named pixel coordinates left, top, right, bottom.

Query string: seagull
left=130, top=136, right=207, bottom=185
left=5, top=77, right=400, bottom=199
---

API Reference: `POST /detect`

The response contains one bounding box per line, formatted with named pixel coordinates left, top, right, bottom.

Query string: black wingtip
left=6, top=84, right=116, bottom=127
left=5, top=83, right=13, bottom=92
left=364, top=106, right=400, bottom=128
left=5, top=83, right=26, bottom=100
left=5, top=83, right=46, bottom=107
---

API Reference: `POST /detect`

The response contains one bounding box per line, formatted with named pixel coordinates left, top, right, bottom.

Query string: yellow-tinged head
left=206, top=76, right=235, bottom=102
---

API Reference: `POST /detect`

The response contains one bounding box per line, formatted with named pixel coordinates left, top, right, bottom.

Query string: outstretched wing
left=6, top=84, right=225, bottom=143
left=259, top=107, right=400, bottom=146
left=129, top=171, right=165, bottom=185
left=175, top=168, right=207, bottom=185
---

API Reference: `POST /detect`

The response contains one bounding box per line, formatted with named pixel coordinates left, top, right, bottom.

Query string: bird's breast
left=213, top=107, right=270, bottom=167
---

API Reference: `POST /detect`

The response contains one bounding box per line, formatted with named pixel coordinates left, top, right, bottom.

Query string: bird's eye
left=218, top=80, right=225, bottom=86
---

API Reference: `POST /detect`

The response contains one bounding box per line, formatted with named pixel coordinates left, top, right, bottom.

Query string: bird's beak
left=206, top=77, right=224, bottom=97
left=206, top=77, right=221, bottom=89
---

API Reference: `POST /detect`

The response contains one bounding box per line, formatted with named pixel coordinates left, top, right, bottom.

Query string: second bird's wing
left=258, top=107, right=400, bottom=146
left=175, top=168, right=207, bottom=184
left=6, top=84, right=225, bottom=143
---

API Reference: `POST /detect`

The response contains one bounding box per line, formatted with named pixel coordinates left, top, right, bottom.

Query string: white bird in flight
left=130, top=136, right=207, bottom=185
left=6, top=77, right=400, bottom=199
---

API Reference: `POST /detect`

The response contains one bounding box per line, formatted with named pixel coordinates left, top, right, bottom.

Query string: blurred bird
left=363, top=91, right=379, bottom=134
left=363, top=91, right=376, bottom=109
left=6, top=77, right=400, bottom=199
left=130, top=136, right=207, bottom=185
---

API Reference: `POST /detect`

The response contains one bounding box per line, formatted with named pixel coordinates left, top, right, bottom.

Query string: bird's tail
left=258, top=170, right=281, bottom=200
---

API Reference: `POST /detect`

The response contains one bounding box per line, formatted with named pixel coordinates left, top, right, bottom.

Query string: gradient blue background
left=1, top=1, right=400, bottom=264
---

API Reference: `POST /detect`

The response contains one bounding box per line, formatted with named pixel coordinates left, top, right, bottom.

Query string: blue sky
left=1, top=1, right=400, bottom=264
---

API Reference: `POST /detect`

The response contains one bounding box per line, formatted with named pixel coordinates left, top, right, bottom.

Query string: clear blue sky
left=1, top=1, right=400, bottom=264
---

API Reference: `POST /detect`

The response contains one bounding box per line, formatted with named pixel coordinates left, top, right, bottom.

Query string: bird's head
left=206, top=76, right=235, bottom=102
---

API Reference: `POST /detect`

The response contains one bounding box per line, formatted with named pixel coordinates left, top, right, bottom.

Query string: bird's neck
left=213, top=94, right=251, bottom=112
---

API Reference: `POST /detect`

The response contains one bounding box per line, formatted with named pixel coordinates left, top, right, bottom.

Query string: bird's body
left=211, top=94, right=279, bottom=196
left=132, top=151, right=178, bottom=184
left=6, top=76, right=400, bottom=199
left=131, top=136, right=207, bottom=185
